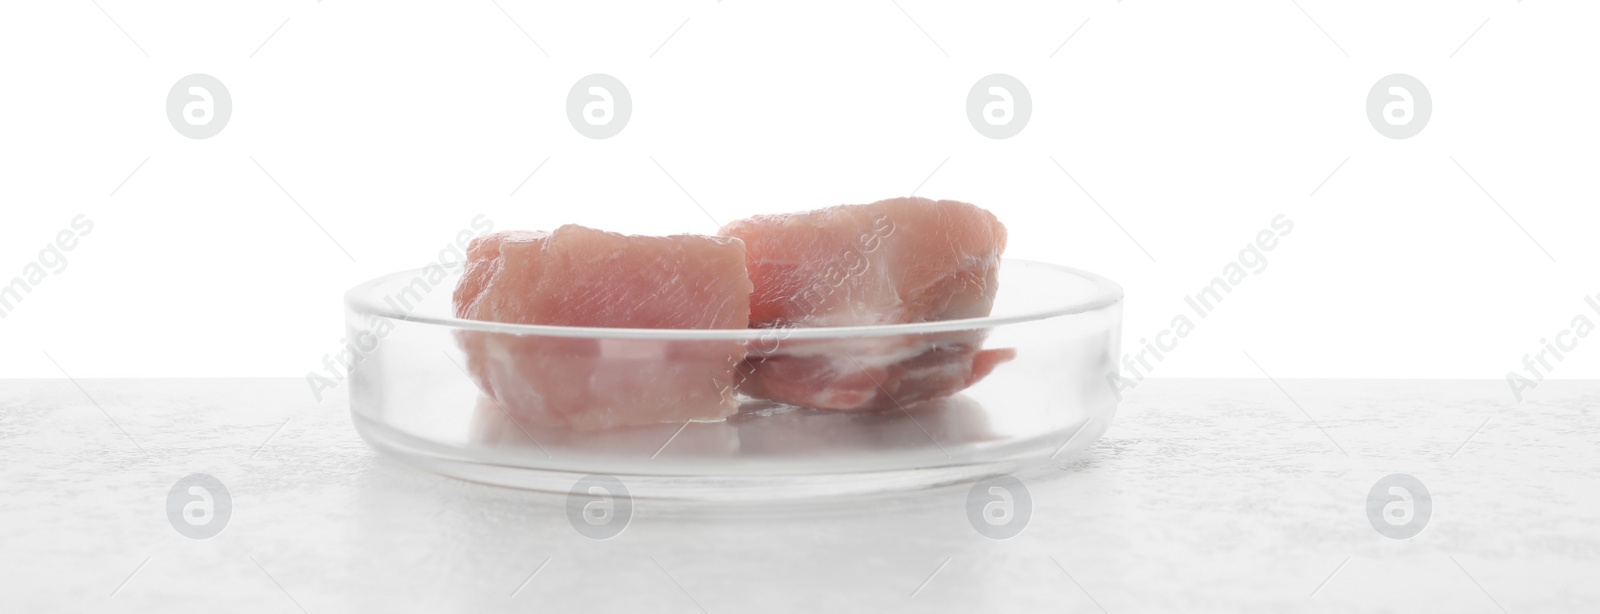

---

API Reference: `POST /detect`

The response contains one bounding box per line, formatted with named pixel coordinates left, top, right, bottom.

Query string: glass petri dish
left=345, top=258, right=1122, bottom=501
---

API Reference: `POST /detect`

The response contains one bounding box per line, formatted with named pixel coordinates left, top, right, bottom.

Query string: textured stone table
left=2, top=379, right=1596, bottom=613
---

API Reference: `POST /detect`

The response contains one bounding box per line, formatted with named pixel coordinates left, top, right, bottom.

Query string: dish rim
left=344, top=257, right=1123, bottom=341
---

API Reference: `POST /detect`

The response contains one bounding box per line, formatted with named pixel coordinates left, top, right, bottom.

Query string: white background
left=2, top=1, right=1596, bottom=397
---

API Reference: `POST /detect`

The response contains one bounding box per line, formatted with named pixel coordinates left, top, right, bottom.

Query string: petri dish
left=345, top=258, right=1123, bottom=501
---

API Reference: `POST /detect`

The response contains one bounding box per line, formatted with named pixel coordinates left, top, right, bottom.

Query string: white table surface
left=2, top=378, right=1596, bottom=613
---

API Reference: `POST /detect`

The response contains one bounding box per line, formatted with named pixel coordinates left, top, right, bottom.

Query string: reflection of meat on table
left=467, top=394, right=740, bottom=458
left=467, top=390, right=999, bottom=461
left=727, top=393, right=997, bottom=457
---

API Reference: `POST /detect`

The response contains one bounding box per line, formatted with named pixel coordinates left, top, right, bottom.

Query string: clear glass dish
left=345, top=259, right=1122, bottom=500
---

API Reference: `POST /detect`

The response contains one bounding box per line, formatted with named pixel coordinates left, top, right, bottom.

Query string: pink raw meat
left=720, top=197, right=1015, bottom=411
left=452, top=225, right=752, bottom=430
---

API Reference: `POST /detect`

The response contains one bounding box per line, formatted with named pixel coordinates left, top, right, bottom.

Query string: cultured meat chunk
left=452, top=225, right=752, bottom=430
left=720, top=197, right=1015, bottom=411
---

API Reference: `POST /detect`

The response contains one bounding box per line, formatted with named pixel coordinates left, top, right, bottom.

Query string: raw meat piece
left=452, top=225, right=752, bottom=430
left=720, top=197, right=1015, bottom=411
left=723, top=197, right=1007, bottom=327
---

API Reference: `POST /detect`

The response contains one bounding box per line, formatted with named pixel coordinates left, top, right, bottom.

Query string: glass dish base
left=353, top=400, right=1117, bottom=501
